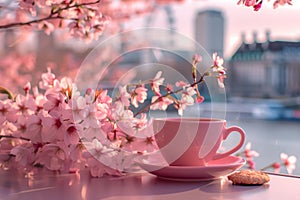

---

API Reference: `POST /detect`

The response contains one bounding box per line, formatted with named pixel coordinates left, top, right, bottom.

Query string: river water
left=227, top=118, right=300, bottom=175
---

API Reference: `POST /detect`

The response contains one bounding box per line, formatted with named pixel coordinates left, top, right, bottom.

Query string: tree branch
left=133, top=76, right=205, bottom=117
left=0, top=135, right=30, bottom=141
left=0, top=0, right=101, bottom=30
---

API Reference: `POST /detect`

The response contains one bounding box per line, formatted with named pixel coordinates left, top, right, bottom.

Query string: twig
left=264, top=171, right=300, bottom=179
left=0, top=0, right=101, bottom=30
left=0, top=135, right=30, bottom=141
left=133, top=76, right=205, bottom=117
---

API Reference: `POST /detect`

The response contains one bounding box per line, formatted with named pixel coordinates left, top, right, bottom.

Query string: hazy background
left=130, top=0, right=300, bottom=58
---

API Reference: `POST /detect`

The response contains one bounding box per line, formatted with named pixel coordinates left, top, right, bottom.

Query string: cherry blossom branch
left=0, top=53, right=226, bottom=177
left=0, top=135, right=30, bottom=142
left=133, top=75, right=205, bottom=117
left=238, top=142, right=297, bottom=174
left=133, top=53, right=225, bottom=117
left=237, top=0, right=292, bottom=11
left=0, top=0, right=101, bottom=30
left=260, top=163, right=283, bottom=171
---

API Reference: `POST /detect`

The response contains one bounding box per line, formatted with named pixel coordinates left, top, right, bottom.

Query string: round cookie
left=228, top=170, right=270, bottom=185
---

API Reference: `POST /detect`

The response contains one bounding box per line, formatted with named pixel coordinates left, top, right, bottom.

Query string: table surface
left=1, top=169, right=300, bottom=200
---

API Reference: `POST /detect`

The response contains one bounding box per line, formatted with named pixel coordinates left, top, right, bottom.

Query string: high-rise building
left=195, top=9, right=225, bottom=57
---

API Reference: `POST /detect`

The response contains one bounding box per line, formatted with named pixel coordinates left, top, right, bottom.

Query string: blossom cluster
left=238, top=142, right=297, bottom=174
left=237, top=0, right=292, bottom=11
left=0, top=0, right=294, bottom=41
left=2, top=0, right=109, bottom=41
left=0, top=0, right=184, bottom=41
left=0, top=53, right=225, bottom=177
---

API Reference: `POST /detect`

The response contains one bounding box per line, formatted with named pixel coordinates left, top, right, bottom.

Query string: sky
left=147, top=0, right=300, bottom=58
left=16, top=0, right=300, bottom=59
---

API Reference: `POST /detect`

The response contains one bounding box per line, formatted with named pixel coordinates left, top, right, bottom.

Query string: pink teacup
left=152, top=118, right=245, bottom=166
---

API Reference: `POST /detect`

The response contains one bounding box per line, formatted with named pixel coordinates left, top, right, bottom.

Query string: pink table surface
left=1, top=170, right=300, bottom=200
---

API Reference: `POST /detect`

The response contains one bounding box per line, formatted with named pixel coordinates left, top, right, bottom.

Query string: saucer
left=136, top=155, right=245, bottom=181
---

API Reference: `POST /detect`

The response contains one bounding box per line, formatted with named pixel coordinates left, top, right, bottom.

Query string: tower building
left=195, top=9, right=225, bottom=57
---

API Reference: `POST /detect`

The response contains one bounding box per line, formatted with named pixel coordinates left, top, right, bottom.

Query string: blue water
left=227, top=118, right=300, bottom=175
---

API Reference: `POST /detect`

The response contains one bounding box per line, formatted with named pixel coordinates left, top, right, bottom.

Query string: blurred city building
left=195, top=9, right=225, bottom=57
left=228, top=30, right=300, bottom=98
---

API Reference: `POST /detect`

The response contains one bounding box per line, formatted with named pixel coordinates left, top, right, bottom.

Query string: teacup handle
left=212, top=126, right=246, bottom=160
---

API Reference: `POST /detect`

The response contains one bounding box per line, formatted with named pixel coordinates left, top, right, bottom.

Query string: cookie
left=228, top=170, right=270, bottom=185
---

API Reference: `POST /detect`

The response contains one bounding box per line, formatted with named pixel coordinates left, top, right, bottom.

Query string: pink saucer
left=137, top=155, right=245, bottom=181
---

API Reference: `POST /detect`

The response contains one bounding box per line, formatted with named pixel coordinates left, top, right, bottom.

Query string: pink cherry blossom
left=273, top=0, right=292, bottom=8
left=69, top=143, right=84, bottom=162
left=60, top=77, right=74, bottom=99
left=272, top=162, right=281, bottom=173
left=38, top=21, right=55, bottom=35
left=122, top=134, right=157, bottom=153
left=64, top=125, right=80, bottom=145
left=253, top=1, right=262, bottom=10
left=0, top=100, right=11, bottom=125
left=174, top=87, right=196, bottom=115
left=80, top=126, right=106, bottom=142
left=35, top=142, right=69, bottom=171
left=83, top=156, right=122, bottom=178
left=42, top=114, right=67, bottom=143
left=237, top=0, right=292, bottom=10
left=23, top=82, right=31, bottom=94
left=243, top=158, right=254, bottom=169
left=244, top=142, right=260, bottom=158
left=150, top=96, right=173, bottom=111
left=131, top=86, right=148, bottom=108
left=212, top=52, right=227, bottom=88
left=108, top=150, right=140, bottom=172
left=243, top=142, right=259, bottom=169
left=85, top=138, right=115, bottom=157
left=71, top=96, right=87, bottom=123
left=212, top=52, right=224, bottom=68
left=166, top=84, right=173, bottom=92
left=192, top=53, right=202, bottom=66
left=245, top=0, right=256, bottom=6
left=18, top=0, right=37, bottom=16
left=94, top=104, right=109, bottom=121
left=39, top=68, right=56, bottom=90
left=96, top=89, right=112, bottom=105
left=43, top=93, right=64, bottom=112
left=261, top=153, right=297, bottom=173
left=133, top=113, right=148, bottom=130
left=175, top=81, right=188, bottom=88
left=13, top=94, right=37, bottom=116
left=94, top=96, right=111, bottom=120
left=6, top=95, right=37, bottom=123
left=12, top=116, right=28, bottom=138
left=151, top=71, right=164, bottom=96
left=281, top=153, right=297, bottom=174
left=112, top=101, right=134, bottom=123
left=79, top=104, right=101, bottom=128
left=25, top=113, right=44, bottom=143
left=196, top=95, right=205, bottom=103
left=118, top=86, right=131, bottom=107
left=10, top=143, right=35, bottom=167
left=32, top=87, right=47, bottom=109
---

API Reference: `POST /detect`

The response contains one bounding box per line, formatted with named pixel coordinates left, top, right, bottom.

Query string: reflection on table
left=1, top=169, right=299, bottom=200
